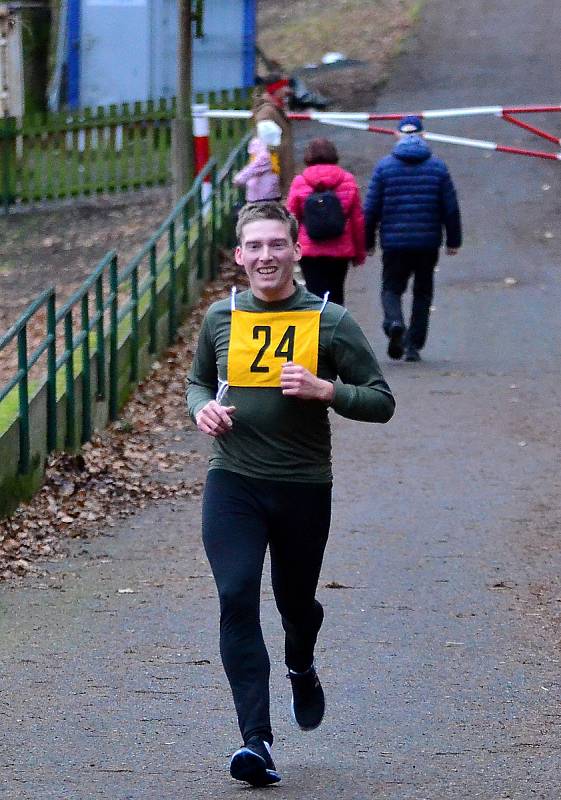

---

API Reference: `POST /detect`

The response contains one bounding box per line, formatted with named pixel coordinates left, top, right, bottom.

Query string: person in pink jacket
left=233, top=136, right=281, bottom=203
left=286, top=138, right=366, bottom=306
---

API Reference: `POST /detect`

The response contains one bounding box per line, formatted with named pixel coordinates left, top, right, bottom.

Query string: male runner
left=187, top=202, right=395, bottom=786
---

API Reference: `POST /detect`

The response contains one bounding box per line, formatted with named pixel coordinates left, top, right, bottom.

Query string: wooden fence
left=0, top=89, right=252, bottom=209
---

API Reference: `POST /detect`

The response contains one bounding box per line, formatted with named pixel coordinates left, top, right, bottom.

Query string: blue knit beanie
left=397, top=115, right=424, bottom=133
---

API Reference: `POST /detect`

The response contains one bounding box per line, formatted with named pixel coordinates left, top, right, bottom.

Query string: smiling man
left=186, top=202, right=395, bottom=787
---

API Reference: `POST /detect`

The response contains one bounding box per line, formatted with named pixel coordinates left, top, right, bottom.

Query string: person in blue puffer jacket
left=364, top=115, right=462, bottom=362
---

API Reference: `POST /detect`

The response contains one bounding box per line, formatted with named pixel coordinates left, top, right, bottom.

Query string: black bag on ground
left=303, top=185, right=346, bottom=240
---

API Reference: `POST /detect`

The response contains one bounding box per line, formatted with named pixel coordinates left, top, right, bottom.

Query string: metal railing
left=0, top=131, right=249, bottom=511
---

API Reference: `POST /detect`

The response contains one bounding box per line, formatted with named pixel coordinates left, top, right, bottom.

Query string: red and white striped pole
left=192, top=103, right=212, bottom=202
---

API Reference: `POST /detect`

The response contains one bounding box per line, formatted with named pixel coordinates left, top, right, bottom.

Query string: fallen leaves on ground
left=0, top=259, right=247, bottom=581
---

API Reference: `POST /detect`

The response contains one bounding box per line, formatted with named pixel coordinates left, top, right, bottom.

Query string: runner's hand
left=195, top=401, right=236, bottom=437
left=280, top=362, right=334, bottom=403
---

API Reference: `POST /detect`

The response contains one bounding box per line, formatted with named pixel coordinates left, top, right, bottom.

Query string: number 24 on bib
left=227, top=310, right=320, bottom=387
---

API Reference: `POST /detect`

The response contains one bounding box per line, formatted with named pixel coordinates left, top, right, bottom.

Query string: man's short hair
left=236, top=202, right=299, bottom=244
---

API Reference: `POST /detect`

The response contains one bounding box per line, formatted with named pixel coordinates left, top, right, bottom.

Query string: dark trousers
left=300, top=256, right=349, bottom=306
left=381, top=249, right=439, bottom=350
left=202, top=468, right=332, bottom=745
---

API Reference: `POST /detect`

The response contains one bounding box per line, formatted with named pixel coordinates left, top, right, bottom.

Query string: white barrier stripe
left=193, top=103, right=210, bottom=136
left=322, top=119, right=499, bottom=150
left=205, top=109, right=252, bottom=119
left=422, top=106, right=503, bottom=119
left=209, top=108, right=497, bottom=121
left=204, top=109, right=371, bottom=120
left=309, top=112, right=370, bottom=120
left=202, top=104, right=560, bottom=123
left=424, top=132, right=497, bottom=150
left=320, top=118, right=370, bottom=131
left=205, top=108, right=502, bottom=121
left=312, top=116, right=561, bottom=161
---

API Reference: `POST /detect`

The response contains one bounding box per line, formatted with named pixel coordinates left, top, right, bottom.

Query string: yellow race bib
left=227, top=309, right=320, bottom=388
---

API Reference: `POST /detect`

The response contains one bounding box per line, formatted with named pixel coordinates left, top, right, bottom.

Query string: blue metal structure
left=66, top=0, right=81, bottom=109
left=242, top=0, right=256, bottom=87
left=62, top=0, right=256, bottom=110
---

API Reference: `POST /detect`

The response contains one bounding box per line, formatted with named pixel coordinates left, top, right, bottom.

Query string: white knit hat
left=256, top=120, right=282, bottom=147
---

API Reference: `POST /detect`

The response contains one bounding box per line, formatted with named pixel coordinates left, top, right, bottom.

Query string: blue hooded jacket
left=364, top=135, right=462, bottom=251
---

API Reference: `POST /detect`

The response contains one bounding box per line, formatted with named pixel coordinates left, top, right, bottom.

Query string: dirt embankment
left=258, top=0, right=420, bottom=109
left=0, top=189, right=172, bottom=338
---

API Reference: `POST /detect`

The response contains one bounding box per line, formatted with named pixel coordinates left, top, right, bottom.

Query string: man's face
left=235, top=219, right=301, bottom=302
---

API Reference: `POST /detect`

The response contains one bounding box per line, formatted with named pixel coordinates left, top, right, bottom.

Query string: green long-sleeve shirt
left=187, top=284, right=395, bottom=483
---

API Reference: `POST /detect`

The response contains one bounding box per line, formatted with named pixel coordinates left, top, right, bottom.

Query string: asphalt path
left=2, top=1, right=561, bottom=797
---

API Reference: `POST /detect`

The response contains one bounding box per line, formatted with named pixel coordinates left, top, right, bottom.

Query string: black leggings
left=300, top=256, right=349, bottom=306
left=202, top=469, right=332, bottom=745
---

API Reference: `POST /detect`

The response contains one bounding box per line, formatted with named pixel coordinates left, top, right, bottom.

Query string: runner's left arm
left=328, top=312, right=395, bottom=423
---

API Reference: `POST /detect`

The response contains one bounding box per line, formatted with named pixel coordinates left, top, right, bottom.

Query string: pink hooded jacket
left=233, top=137, right=281, bottom=202
left=286, top=164, right=366, bottom=264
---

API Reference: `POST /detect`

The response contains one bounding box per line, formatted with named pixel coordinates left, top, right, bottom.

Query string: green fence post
left=17, top=327, right=30, bottom=473
left=109, top=254, right=119, bottom=421
left=64, top=311, right=76, bottom=449
left=236, top=148, right=245, bottom=206
left=217, top=177, right=225, bottom=249
left=196, top=184, right=205, bottom=279
left=149, top=243, right=158, bottom=353
left=95, top=274, right=106, bottom=399
left=130, top=267, right=139, bottom=383
left=210, top=163, right=218, bottom=279
left=168, top=220, right=177, bottom=343
left=81, top=294, right=92, bottom=442
left=181, top=202, right=191, bottom=304
left=46, top=292, right=57, bottom=452
left=1, top=116, right=17, bottom=212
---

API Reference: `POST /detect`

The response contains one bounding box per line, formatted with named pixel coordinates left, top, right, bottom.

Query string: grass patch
left=258, top=0, right=418, bottom=70
left=0, top=388, right=23, bottom=435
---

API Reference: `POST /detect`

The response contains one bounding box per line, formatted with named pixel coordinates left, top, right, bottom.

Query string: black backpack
left=302, top=184, right=346, bottom=241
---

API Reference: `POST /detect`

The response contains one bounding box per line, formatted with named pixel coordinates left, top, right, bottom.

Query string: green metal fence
left=0, top=89, right=251, bottom=209
left=0, top=133, right=249, bottom=517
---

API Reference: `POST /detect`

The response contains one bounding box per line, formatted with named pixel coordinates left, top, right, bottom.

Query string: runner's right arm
left=186, top=316, right=219, bottom=421
left=186, top=315, right=236, bottom=436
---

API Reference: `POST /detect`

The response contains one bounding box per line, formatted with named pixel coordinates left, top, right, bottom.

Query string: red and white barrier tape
left=203, top=104, right=561, bottom=122
left=199, top=104, right=561, bottom=162
left=319, top=118, right=561, bottom=161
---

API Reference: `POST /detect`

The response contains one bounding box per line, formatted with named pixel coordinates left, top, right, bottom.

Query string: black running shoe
left=229, top=737, right=281, bottom=787
left=387, top=322, right=405, bottom=360
left=404, top=346, right=421, bottom=362
left=288, top=664, right=325, bottom=731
